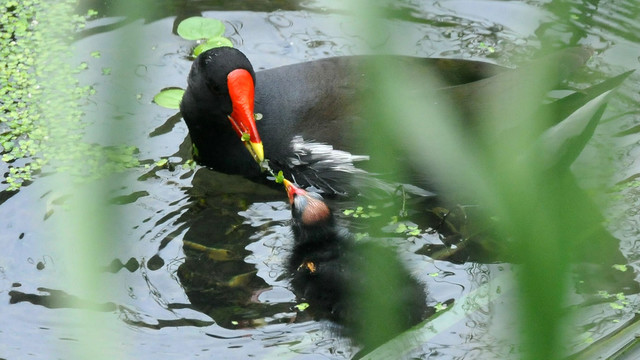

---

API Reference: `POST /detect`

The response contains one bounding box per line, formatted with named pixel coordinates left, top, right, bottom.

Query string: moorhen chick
left=283, top=178, right=429, bottom=352
left=180, top=46, right=629, bottom=196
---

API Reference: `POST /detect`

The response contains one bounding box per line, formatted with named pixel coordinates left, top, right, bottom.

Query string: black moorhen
left=283, top=178, right=428, bottom=352
left=180, top=46, right=631, bottom=196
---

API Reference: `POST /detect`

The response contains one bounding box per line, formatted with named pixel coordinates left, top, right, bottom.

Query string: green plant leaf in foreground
left=177, top=16, right=225, bottom=40
left=153, top=88, right=185, bottom=109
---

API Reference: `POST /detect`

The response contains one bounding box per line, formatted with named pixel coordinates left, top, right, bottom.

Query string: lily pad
left=193, top=36, right=234, bottom=56
left=153, top=88, right=185, bottom=109
left=177, top=17, right=225, bottom=40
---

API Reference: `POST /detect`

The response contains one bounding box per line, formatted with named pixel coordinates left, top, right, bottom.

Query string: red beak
left=283, top=179, right=305, bottom=204
left=227, top=68, right=264, bottom=162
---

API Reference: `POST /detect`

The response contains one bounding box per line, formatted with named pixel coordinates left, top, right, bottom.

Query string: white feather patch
left=288, top=135, right=369, bottom=174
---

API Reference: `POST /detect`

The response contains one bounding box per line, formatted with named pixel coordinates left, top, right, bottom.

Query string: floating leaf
left=354, top=232, right=369, bottom=241
left=435, top=302, right=448, bottom=312
left=395, top=223, right=408, bottom=233
left=153, top=88, right=185, bottom=109
left=478, top=42, right=495, bottom=53
left=177, top=17, right=225, bottom=40
left=612, top=264, right=628, bottom=272
left=610, top=302, right=624, bottom=310
left=182, top=159, right=197, bottom=170
left=193, top=37, right=234, bottom=56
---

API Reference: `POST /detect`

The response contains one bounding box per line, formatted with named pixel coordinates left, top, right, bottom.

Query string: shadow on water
left=176, top=168, right=291, bottom=329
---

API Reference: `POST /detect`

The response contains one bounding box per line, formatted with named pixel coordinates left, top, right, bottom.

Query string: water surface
left=2, top=1, right=640, bottom=359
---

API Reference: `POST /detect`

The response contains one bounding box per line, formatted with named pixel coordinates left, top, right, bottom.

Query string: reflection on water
left=1, top=1, right=640, bottom=359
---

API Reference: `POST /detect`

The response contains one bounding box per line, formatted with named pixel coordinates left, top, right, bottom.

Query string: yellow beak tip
left=252, top=142, right=265, bottom=162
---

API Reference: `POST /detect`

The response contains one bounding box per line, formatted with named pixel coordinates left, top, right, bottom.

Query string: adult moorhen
left=283, top=178, right=429, bottom=352
left=180, top=46, right=627, bottom=196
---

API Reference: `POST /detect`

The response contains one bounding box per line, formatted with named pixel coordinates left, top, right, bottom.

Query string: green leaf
left=182, top=159, right=196, bottom=170
left=294, top=302, right=310, bottom=311
left=354, top=232, right=369, bottom=241
left=275, top=170, right=284, bottom=183
left=612, top=264, right=628, bottom=272
left=192, top=144, right=199, bottom=157
left=610, top=302, right=624, bottom=310
left=395, top=223, right=407, bottom=233
left=177, top=17, right=225, bottom=40
left=193, top=37, right=234, bottom=56
left=153, top=88, right=185, bottom=109
left=434, top=302, right=448, bottom=312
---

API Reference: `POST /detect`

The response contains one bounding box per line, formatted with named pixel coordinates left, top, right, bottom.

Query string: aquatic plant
left=0, top=0, right=139, bottom=192
left=153, top=16, right=233, bottom=110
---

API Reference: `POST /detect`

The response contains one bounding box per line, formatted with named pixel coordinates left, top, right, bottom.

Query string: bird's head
left=284, top=179, right=332, bottom=227
left=189, top=46, right=264, bottom=163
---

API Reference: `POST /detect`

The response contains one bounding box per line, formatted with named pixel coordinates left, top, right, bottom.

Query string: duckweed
left=0, top=0, right=140, bottom=191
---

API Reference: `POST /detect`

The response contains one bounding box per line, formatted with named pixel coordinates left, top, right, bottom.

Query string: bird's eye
left=208, top=82, right=224, bottom=95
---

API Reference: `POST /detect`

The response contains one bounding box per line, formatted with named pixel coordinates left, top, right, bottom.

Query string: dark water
left=2, top=1, right=640, bottom=359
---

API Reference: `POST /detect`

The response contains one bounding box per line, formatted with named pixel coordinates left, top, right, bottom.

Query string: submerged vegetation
left=0, top=0, right=139, bottom=192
